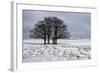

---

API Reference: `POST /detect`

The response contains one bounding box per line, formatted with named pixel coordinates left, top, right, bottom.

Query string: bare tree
left=51, top=17, right=71, bottom=44
left=30, top=16, right=71, bottom=44
left=30, top=21, right=47, bottom=44
left=44, top=17, right=53, bottom=44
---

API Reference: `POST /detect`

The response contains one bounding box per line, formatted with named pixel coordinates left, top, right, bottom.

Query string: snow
left=22, top=39, right=91, bottom=62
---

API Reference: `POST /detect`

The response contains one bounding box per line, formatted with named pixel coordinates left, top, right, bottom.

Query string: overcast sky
left=22, top=10, right=91, bottom=39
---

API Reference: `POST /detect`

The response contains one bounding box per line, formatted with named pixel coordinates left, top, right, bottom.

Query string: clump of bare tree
left=30, top=17, right=71, bottom=44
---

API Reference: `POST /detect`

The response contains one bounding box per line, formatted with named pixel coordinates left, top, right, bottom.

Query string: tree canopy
left=30, top=16, right=71, bottom=44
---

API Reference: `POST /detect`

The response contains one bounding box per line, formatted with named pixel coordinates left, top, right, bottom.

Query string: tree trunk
left=55, top=39, right=57, bottom=44
left=53, top=28, right=57, bottom=44
left=44, top=32, right=46, bottom=44
left=55, top=35, right=57, bottom=44
left=47, top=35, right=50, bottom=44
left=53, top=38, right=57, bottom=44
left=44, top=38, right=46, bottom=44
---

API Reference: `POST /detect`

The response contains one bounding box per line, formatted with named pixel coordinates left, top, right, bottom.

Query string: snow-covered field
left=22, top=39, right=91, bottom=62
